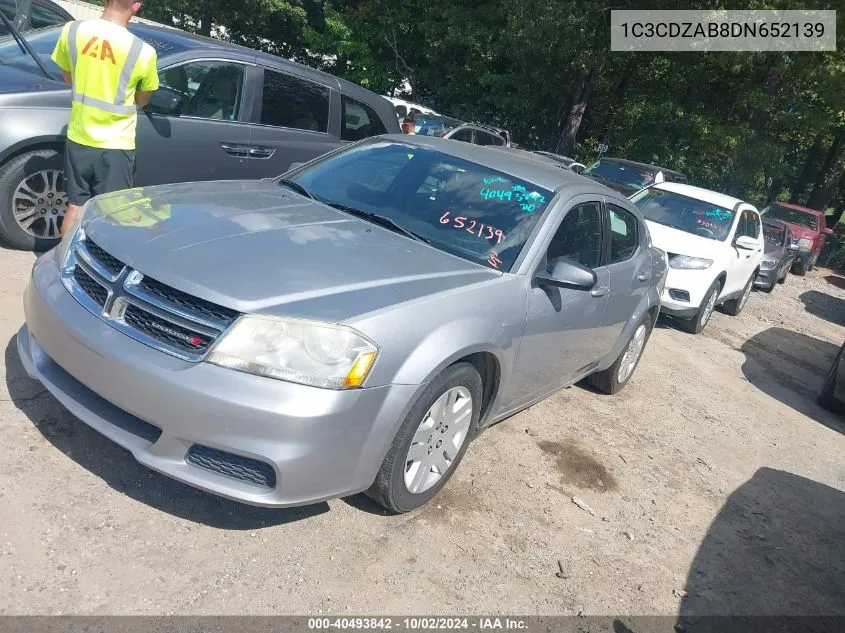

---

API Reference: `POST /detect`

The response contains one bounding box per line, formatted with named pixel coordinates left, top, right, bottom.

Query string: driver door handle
left=221, top=143, right=249, bottom=157
left=637, top=272, right=651, bottom=282
left=591, top=286, right=609, bottom=298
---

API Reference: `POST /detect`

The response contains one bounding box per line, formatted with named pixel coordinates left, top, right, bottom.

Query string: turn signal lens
left=342, top=351, right=377, bottom=388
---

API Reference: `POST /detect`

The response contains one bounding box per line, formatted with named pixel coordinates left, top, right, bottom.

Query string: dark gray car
left=755, top=218, right=797, bottom=292
left=0, top=22, right=399, bottom=249
left=19, top=135, right=667, bottom=512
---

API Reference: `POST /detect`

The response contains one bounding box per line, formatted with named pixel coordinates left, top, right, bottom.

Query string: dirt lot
left=1, top=248, right=843, bottom=617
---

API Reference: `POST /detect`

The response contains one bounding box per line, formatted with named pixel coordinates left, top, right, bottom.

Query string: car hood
left=0, top=64, right=68, bottom=103
left=644, top=220, right=725, bottom=259
left=777, top=222, right=817, bottom=241
left=81, top=180, right=500, bottom=323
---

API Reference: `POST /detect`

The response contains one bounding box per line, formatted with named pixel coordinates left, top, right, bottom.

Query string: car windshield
left=584, top=159, right=656, bottom=189
left=763, top=223, right=786, bottom=246
left=631, top=188, right=736, bottom=241
left=761, top=205, right=819, bottom=231
left=289, top=140, right=554, bottom=272
left=0, top=23, right=64, bottom=76
left=415, top=116, right=463, bottom=137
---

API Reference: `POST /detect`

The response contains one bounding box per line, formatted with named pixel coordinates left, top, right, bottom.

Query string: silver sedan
left=18, top=136, right=667, bottom=512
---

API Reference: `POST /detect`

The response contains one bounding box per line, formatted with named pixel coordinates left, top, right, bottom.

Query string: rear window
left=584, top=160, right=656, bottom=189
left=761, top=205, right=819, bottom=231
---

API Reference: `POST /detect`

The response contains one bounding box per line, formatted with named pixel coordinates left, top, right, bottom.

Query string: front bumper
left=658, top=267, right=716, bottom=319
left=755, top=266, right=779, bottom=288
left=18, top=253, right=419, bottom=507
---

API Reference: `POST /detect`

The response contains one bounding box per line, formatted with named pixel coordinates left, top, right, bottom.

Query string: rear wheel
left=722, top=274, right=754, bottom=316
left=588, top=314, right=653, bottom=394
left=682, top=280, right=720, bottom=334
left=367, top=363, right=482, bottom=513
left=0, top=148, right=67, bottom=251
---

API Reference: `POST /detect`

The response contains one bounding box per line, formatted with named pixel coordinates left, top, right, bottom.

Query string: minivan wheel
left=0, top=148, right=67, bottom=251
left=366, top=363, right=482, bottom=513
left=588, top=314, right=653, bottom=395
left=682, top=280, right=720, bottom=334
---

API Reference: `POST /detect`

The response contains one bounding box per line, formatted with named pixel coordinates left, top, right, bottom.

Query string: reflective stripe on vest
left=66, top=20, right=144, bottom=116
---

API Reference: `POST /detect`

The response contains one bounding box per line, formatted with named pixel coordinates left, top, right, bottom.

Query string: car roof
left=395, top=135, right=613, bottom=193
left=600, top=156, right=685, bottom=177
left=767, top=200, right=825, bottom=217
left=649, top=182, right=751, bottom=210
left=127, top=24, right=363, bottom=94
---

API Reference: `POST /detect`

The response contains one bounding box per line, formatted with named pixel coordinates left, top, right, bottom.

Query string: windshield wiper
left=0, top=10, right=52, bottom=80
left=276, top=178, right=316, bottom=200
left=325, top=202, right=431, bottom=245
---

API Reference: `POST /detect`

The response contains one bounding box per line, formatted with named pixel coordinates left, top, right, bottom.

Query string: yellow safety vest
left=51, top=20, right=159, bottom=151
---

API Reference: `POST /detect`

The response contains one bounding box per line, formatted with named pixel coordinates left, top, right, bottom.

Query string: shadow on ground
left=800, top=290, right=845, bottom=327
left=824, top=274, right=845, bottom=291
left=740, top=327, right=843, bottom=435
left=5, top=336, right=329, bottom=528
left=671, top=467, right=845, bottom=630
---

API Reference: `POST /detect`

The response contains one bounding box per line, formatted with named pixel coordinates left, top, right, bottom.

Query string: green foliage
left=134, top=0, right=845, bottom=209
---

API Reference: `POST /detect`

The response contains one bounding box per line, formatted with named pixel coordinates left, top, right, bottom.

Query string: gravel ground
left=1, top=248, right=843, bottom=616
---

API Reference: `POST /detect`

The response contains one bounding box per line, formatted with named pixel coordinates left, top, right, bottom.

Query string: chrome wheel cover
left=404, top=386, right=473, bottom=494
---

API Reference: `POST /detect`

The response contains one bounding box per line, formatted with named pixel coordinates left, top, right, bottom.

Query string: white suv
left=630, top=183, right=764, bottom=334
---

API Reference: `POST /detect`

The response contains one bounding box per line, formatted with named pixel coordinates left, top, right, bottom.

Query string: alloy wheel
left=739, top=278, right=752, bottom=311
left=617, top=323, right=647, bottom=384
left=699, top=288, right=717, bottom=328
left=404, top=386, right=473, bottom=494
left=12, top=170, right=67, bottom=239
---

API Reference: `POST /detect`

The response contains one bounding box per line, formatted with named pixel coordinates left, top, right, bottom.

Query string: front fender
left=0, top=109, right=68, bottom=164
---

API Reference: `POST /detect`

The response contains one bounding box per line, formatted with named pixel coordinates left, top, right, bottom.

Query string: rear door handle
left=221, top=143, right=249, bottom=157
left=246, top=146, right=276, bottom=159
left=591, top=286, right=609, bottom=298
left=637, top=272, right=651, bottom=282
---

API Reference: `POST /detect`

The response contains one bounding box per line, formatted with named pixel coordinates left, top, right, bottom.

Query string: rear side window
left=341, top=95, right=388, bottom=141
left=608, top=205, right=639, bottom=263
left=475, top=131, right=503, bottom=146
left=260, top=69, right=330, bottom=133
left=450, top=129, right=473, bottom=143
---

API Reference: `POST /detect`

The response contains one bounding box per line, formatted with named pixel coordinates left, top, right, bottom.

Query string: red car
left=760, top=202, right=833, bottom=275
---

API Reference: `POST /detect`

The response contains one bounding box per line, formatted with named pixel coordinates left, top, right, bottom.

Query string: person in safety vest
left=50, top=0, right=159, bottom=236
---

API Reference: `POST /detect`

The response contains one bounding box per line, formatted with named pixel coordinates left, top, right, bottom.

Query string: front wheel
left=588, top=314, right=654, bottom=394
left=793, top=258, right=810, bottom=276
left=682, top=280, right=720, bottom=334
left=722, top=274, right=754, bottom=316
left=367, top=363, right=483, bottom=513
left=0, top=148, right=68, bottom=251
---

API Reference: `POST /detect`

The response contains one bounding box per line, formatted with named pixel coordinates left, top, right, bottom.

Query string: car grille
left=186, top=444, right=276, bottom=488
left=63, top=236, right=239, bottom=361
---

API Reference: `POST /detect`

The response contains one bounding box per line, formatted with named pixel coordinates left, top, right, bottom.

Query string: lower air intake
left=186, top=444, right=276, bottom=489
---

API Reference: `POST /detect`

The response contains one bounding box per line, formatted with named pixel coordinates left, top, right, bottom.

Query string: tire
left=367, top=363, right=483, bottom=513
left=681, top=279, right=721, bottom=334
left=722, top=273, right=754, bottom=316
left=0, top=148, right=67, bottom=251
left=588, top=313, right=654, bottom=395
left=793, top=258, right=810, bottom=276
left=807, top=251, right=818, bottom=272
left=777, top=271, right=787, bottom=284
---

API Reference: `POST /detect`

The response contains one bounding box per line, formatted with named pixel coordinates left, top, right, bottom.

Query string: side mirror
left=823, top=227, right=834, bottom=236
left=536, top=258, right=597, bottom=291
left=735, top=235, right=758, bottom=250
left=145, top=88, right=184, bottom=115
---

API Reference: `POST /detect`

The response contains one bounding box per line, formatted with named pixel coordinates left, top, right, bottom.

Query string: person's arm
left=136, top=49, right=160, bottom=108
left=51, top=23, right=72, bottom=81
left=60, top=70, right=72, bottom=85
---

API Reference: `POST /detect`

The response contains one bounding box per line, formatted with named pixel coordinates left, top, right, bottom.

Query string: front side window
left=342, top=95, right=388, bottom=141
left=608, top=205, right=639, bottom=263
left=761, top=205, right=819, bottom=231
left=631, top=188, right=735, bottom=241
left=763, top=223, right=786, bottom=246
left=475, top=131, right=503, bottom=147
left=159, top=61, right=246, bottom=121
left=546, top=202, right=603, bottom=270
left=260, top=69, right=330, bottom=132
left=290, top=141, right=554, bottom=271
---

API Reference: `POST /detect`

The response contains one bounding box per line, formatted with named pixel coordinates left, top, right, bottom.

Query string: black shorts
left=64, top=140, right=136, bottom=206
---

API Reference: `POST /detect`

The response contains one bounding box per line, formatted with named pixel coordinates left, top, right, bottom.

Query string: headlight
left=56, top=201, right=89, bottom=269
left=668, top=254, right=713, bottom=270
left=762, top=257, right=779, bottom=268
left=797, top=238, right=813, bottom=250
left=207, top=315, right=378, bottom=389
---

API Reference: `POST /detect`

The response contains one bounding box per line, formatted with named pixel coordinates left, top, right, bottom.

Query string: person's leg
left=61, top=141, right=94, bottom=237
left=96, top=148, right=135, bottom=198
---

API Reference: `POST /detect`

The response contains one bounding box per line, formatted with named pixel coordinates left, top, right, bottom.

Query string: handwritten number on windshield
left=440, top=211, right=504, bottom=243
